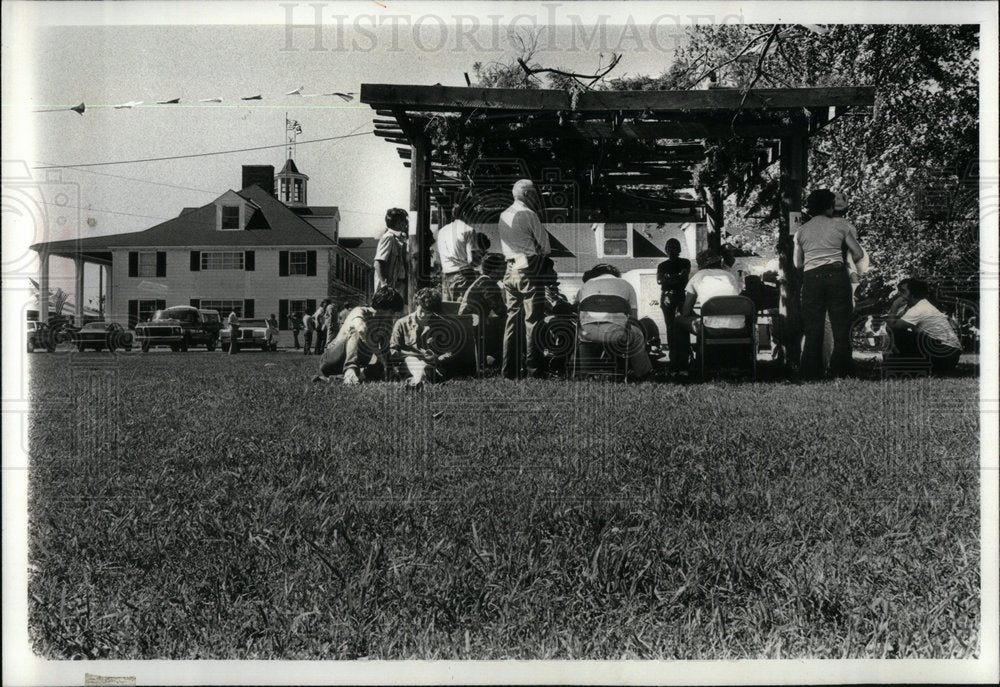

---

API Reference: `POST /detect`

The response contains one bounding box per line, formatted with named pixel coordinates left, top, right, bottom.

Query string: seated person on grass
left=458, top=253, right=507, bottom=367
left=312, top=287, right=405, bottom=385
left=390, top=287, right=459, bottom=387
left=574, top=263, right=653, bottom=380
left=883, top=277, right=962, bottom=374
left=672, top=248, right=744, bottom=373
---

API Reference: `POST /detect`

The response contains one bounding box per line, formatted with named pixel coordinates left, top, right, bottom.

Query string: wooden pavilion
left=359, top=83, right=875, bottom=365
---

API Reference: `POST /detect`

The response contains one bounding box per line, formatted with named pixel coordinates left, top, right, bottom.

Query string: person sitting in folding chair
left=673, top=249, right=745, bottom=375
left=573, top=264, right=653, bottom=381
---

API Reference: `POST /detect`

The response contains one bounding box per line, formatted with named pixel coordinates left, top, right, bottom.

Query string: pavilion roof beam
left=362, top=84, right=875, bottom=114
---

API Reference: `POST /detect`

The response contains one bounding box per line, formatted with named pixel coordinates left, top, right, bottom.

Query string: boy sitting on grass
left=312, top=287, right=404, bottom=385
left=390, top=287, right=458, bottom=387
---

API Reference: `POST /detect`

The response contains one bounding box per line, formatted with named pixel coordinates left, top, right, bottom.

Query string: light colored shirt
left=902, top=299, right=961, bottom=350
left=499, top=200, right=549, bottom=264
left=576, top=274, right=637, bottom=327
left=374, top=229, right=408, bottom=291
left=227, top=312, right=240, bottom=327
left=436, top=219, right=477, bottom=275
left=301, top=313, right=314, bottom=332
left=794, top=215, right=855, bottom=272
left=685, top=268, right=743, bottom=329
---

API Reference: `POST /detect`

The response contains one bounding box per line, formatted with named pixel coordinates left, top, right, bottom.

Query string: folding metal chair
left=571, top=294, right=633, bottom=381
left=697, top=295, right=757, bottom=381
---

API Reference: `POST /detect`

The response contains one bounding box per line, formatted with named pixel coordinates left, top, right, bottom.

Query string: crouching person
left=390, top=287, right=458, bottom=388
left=883, top=278, right=963, bottom=374
left=312, top=287, right=405, bottom=385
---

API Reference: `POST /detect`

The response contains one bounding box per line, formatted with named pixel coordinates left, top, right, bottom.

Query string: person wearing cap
left=794, top=189, right=865, bottom=379
left=459, top=253, right=507, bottom=367
left=498, top=179, right=551, bottom=379
left=672, top=248, right=744, bottom=374
left=436, top=202, right=482, bottom=301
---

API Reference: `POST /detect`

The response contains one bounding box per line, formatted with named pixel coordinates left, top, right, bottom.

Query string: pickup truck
left=135, top=306, right=222, bottom=352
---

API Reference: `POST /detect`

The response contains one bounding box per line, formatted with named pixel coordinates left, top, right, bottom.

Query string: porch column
left=39, top=251, right=50, bottom=323
left=777, top=134, right=808, bottom=372
left=74, top=256, right=85, bottom=323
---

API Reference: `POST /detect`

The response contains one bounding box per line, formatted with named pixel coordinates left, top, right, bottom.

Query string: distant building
left=30, top=161, right=373, bottom=330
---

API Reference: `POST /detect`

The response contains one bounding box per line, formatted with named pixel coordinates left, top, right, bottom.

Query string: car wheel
left=207, top=339, right=217, bottom=352
left=141, top=341, right=150, bottom=352
left=77, top=343, right=85, bottom=352
left=27, top=339, right=35, bottom=353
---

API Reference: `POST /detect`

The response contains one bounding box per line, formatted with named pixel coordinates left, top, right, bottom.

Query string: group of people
left=286, top=300, right=359, bottom=356
left=302, top=181, right=965, bottom=385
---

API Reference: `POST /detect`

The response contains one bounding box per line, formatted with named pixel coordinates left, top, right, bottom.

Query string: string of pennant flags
left=34, top=87, right=356, bottom=115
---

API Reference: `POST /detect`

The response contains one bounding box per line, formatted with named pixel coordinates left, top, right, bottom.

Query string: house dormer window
left=596, top=222, right=632, bottom=257
left=221, top=205, right=241, bottom=230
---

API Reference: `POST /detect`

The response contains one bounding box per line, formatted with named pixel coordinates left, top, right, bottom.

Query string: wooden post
left=39, top=251, right=50, bottom=324
left=777, top=135, right=808, bottom=372
left=408, top=135, right=429, bottom=310
left=74, top=256, right=85, bottom=323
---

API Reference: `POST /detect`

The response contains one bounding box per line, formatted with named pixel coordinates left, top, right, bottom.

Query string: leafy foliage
left=675, top=25, right=980, bottom=300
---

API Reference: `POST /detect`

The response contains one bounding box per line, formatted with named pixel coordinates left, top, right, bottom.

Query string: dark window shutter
left=156, top=252, right=166, bottom=277
left=279, top=300, right=289, bottom=330
left=128, top=300, right=139, bottom=328
left=307, top=250, right=317, bottom=276
left=306, top=298, right=316, bottom=315
left=279, top=251, right=289, bottom=276
left=156, top=299, right=166, bottom=311
left=128, top=252, right=138, bottom=277
left=243, top=299, right=255, bottom=318
left=190, top=251, right=200, bottom=271
left=245, top=250, right=255, bottom=271
left=190, top=299, right=200, bottom=309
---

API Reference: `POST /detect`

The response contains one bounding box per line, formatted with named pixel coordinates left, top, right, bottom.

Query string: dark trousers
left=303, top=331, right=313, bottom=355
left=229, top=324, right=239, bottom=354
left=800, top=264, right=854, bottom=379
left=442, top=270, right=478, bottom=302
left=502, top=257, right=546, bottom=379
left=660, top=290, right=684, bottom=358
left=887, top=327, right=961, bottom=374
left=314, top=327, right=325, bottom=355
left=292, top=329, right=300, bottom=348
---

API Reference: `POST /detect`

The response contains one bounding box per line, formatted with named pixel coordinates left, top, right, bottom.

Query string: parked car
left=74, top=321, right=133, bottom=352
left=220, top=318, right=275, bottom=351
left=135, top=306, right=222, bottom=352
left=26, top=321, right=47, bottom=353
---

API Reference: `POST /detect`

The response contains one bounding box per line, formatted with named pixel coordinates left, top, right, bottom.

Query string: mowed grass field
left=26, top=352, right=980, bottom=659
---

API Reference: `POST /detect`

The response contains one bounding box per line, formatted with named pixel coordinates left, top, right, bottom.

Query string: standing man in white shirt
left=374, top=208, right=410, bottom=302
left=436, top=202, right=480, bottom=301
left=227, top=309, right=240, bottom=355
left=498, top=179, right=551, bottom=379
left=885, top=278, right=963, bottom=373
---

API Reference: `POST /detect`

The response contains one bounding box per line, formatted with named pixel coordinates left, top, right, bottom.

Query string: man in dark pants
left=794, top=189, right=864, bottom=379
left=498, top=179, right=550, bottom=379
left=313, top=299, right=327, bottom=355
left=289, top=311, right=302, bottom=349
left=656, top=238, right=690, bottom=371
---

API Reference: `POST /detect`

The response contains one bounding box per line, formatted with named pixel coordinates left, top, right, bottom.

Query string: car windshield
left=155, top=308, right=197, bottom=323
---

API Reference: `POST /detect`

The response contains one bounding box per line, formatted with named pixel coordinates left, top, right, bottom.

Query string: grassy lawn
left=26, top=353, right=980, bottom=659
